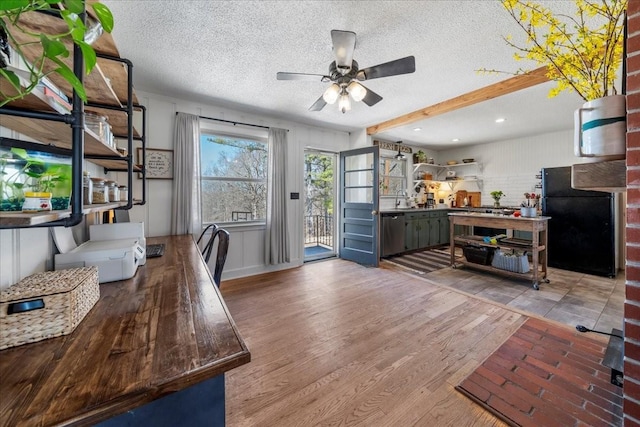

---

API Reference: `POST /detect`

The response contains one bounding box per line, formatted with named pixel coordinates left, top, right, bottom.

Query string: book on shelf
left=41, top=86, right=71, bottom=113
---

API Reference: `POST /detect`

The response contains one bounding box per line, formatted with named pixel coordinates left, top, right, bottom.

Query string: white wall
left=436, top=129, right=588, bottom=208
left=113, top=90, right=353, bottom=280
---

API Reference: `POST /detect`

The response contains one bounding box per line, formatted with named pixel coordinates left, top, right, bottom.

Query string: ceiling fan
left=276, top=30, right=416, bottom=113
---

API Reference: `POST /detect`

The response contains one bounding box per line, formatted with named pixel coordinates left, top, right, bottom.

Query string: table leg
left=449, top=217, right=455, bottom=266
left=532, top=225, right=539, bottom=289
left=540, top=226, right=548, bottom=280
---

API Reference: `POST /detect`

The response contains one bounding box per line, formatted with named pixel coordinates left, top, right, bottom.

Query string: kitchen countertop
left=449, top=211, right=551, bottom=221
left=380, top=206, right=522, bottom=214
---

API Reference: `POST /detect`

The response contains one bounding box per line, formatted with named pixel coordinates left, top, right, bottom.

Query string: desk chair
left=197, top=224, right=218, bottom=246
left=202, top=228, right=230, bottom=288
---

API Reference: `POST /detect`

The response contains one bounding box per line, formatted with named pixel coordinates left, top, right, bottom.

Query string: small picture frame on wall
left=137, top=148, right=174, bottom=179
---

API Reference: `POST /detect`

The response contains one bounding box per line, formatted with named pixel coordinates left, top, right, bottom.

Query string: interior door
left=339, top=146, right=379, bottom=266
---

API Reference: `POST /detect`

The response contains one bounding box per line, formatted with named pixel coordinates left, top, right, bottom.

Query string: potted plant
left=0, top=0, right=114, bottom=106
left=483, top=0, right=627, bottom=160
left=490, top=190, right=505, bottom=208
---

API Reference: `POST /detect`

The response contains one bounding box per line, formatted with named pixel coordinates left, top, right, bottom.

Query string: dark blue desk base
left=98, top=374, right=225, bottom=426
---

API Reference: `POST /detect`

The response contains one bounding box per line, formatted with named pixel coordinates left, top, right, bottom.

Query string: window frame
left=378, top=155, right=408, bottom=198
left=199, top=122, right=268, bottom=227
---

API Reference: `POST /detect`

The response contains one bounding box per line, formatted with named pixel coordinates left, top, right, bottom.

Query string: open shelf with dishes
left=0, top=5, right=147, bottom=228
left=412, top=161, right=483, bottom=190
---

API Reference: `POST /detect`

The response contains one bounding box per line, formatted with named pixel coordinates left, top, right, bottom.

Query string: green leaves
left=91, top=2, right=113, bottom=33
left=0, top=0, right=114, bottom=106
left=494, top=0, right=627, bottom=102
left=0, top=1, right=31, bottom=11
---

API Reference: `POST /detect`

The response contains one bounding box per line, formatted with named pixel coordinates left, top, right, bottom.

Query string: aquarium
left=1, top=147, right=73, bottom=211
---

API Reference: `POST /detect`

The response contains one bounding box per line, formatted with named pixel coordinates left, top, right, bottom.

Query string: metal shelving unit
left=0, top=5, right=146, bottom=228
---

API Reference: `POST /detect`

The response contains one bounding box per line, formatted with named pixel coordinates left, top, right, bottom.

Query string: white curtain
left=171, top=113, right=201, bottom=236
left=265, top=128, right=290, bottom=264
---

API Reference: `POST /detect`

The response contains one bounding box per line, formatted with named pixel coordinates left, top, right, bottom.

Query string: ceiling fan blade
left=309, top=95, right=327, bottom=111
left=277, top=72, right=328, bottom=81
left=356, top=56, right=416, bottom=81
left=331, top=30, right=356, bottom=71
left=360, top=84, right=383, bottom=107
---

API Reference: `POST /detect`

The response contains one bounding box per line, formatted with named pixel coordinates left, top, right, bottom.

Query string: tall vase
left=493, top=200, right=500, bottom=208
left=574, top=95, right=626, bottom=161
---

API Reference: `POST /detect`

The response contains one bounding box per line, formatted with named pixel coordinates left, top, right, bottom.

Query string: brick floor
left=456, top=318, right=623, bottom=427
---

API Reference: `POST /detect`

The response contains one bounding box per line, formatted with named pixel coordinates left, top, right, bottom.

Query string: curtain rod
left=176, top=112, right=288, bottom=131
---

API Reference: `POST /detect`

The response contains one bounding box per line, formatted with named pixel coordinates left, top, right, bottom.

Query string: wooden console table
left=449, top=212, right=550, bottom=290
left=0, top=235, right=250, bottom=426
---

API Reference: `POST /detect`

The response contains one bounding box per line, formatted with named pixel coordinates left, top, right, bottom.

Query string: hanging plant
left=0, top=0, right=114, bottom=106
left=479, top=0, right=627, bottom=102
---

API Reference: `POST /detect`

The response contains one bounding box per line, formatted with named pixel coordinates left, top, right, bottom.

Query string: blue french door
left=339, top=146, right=379, bottom=266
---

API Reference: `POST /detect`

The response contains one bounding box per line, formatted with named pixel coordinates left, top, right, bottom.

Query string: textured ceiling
left=102, top=0, right=589, bottom=149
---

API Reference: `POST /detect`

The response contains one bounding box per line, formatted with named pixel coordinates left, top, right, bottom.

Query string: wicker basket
left=0, top=267, right=99, bottom=350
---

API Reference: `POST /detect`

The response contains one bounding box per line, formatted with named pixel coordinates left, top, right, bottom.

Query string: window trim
left=199, top=125, right=268, bottom=224
left=379, top=155, right=408, bottom=198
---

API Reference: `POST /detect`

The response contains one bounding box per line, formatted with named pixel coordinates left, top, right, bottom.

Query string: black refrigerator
left=541, top=166, right=616, bottom=277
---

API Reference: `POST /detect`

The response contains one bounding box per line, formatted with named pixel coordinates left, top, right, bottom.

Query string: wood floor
left=222, top=259, right=539, bottom=426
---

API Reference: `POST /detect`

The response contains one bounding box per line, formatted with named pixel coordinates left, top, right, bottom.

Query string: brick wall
left=627, top=1, right=640, bottom=425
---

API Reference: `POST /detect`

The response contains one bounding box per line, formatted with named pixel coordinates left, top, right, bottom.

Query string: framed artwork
left=137, top=148, right=173, bottom=179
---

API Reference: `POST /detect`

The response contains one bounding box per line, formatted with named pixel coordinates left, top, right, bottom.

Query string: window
left=378, top=156, right=407, bottom=196
left=200, top=130, right=268, bottom=223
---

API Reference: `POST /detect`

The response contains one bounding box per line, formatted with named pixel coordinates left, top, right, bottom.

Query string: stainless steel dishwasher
left=381, top=212, right=405, bottom=257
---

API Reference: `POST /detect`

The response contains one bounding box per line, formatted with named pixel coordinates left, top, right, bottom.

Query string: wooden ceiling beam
left=366, top=66, right=550, bottom=135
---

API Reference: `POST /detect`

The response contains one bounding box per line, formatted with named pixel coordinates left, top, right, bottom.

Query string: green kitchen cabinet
left=405, top=216, right=419, bottom=250
left=440, top=213, right=450, bottom=245
left=429, top=215, right=440, bottom=246
left=405, top=212, right=430, bottom=250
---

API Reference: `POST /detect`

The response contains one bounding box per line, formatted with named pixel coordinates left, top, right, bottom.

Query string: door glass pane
left=345, top=153, right=373, bottom=171
left=345, top=187, right=373, bottom=203
left=344, top=170, right=373, bottom=187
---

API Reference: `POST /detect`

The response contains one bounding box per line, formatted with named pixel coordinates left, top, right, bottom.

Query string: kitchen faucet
left=395, top=189, right=406, bottom=207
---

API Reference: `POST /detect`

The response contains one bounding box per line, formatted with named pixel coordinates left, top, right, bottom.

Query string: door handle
left=372, top=210, right=378, bottom=215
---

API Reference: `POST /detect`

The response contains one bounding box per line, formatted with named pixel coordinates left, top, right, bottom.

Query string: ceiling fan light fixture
left=347, top=81, right=367, bottom=102
left=338, top=93, right=351, bottom=113
left=323, top=84, right=340, bottom=104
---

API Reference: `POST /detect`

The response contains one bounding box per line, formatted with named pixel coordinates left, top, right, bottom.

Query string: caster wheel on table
left=533, top=283, right=540, bottom=290
left=543, top=279, right=550, bottom=283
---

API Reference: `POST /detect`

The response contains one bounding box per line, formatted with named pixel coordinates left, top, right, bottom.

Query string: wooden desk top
left=0, top=235, right=250, bottom=427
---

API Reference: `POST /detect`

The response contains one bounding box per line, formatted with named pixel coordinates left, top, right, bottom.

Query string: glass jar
left=90, top=177, right=108, bottom=203
left=85, top=112, right=109, bottom=146
left=83, top=171, right=93, bottom=205
left=22, top=192, right=52, bottom=212
left=118, top=185, right=128, bottom=201
left=106, top=180, right=119, bottom=202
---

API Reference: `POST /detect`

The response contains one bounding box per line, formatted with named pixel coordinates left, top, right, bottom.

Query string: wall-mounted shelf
left=571, top=160, right=626, bottom=192
left=0, top=5, right=147, bottom=229
left=413, top=162, right=483, bottom=190
left=0, top=201, right=137, bottom=227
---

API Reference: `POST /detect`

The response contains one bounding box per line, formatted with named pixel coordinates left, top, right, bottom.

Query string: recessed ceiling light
left=413, top=127, right=422, bottom=131
left=495, top=118, right=506, bottom=123
left=452, top=138, right=460, bottom=142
